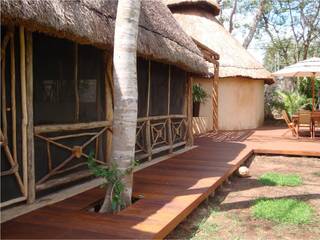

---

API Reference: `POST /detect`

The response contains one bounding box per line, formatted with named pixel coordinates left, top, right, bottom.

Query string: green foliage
left=252, top=198, right=313, bottom=224
left=87, top=153, right=138, bottom=211
left=276, top=90, right=312, bottom=116
left=262, top=0, right=320, bottom=71
left=259, top=172, right=303, bottom=186
left=192, top=84, right=208, bottom=103
left=195, top=219, right=219, bottom=236
left=297, top=77, right=320, bottom=100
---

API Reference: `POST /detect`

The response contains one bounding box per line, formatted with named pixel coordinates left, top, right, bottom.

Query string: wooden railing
left=135, top=114, right=188, bottom=161
left=34, top=121, right=112, bottom=191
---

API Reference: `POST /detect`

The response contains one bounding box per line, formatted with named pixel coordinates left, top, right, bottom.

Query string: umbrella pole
left=312, top=73, right=315, bottom=112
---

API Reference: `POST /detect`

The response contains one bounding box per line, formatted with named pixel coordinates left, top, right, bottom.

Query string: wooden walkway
left=2, top=127, right=320, bottom=239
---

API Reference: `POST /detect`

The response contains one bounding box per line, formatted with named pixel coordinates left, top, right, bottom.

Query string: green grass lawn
left=259, top=172, right=302, bottom=186
left=252, top=198, right=313, bottom=224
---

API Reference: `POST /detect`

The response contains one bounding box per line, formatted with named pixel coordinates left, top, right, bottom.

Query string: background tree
left=262, top=0, right=320, bottom=71
left=242, top=0, right=267, bottom=49
left=218, top=0, right=267, bottom=48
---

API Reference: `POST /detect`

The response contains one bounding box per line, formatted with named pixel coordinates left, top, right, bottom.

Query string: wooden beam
left=1, top=33, right=8, bottom=139
left=36, top=170, right=97, bottom=191
left=1, top=178, right=104, bottom=223
left=146, top=60, right=152, bottom=160
left=0, top=196, right=26, bottom=209
left=213, top=60, right=219, bottom=131
left=167, top=65, right=173, bottom=153
left=134, top=145, right=196, bottom=172
left=105, top=54, right=113, bottom=164
left=20, top=26, right=28, bottom=199
left=26, top=31, right=35, bottom=203
left=74, top=43, right=79, bottom=121
left=34, top=120, right=112, bottom=134
left=137, top=114, right=186, bottom=122
left=187, top=75, right=193, bottom=146
left=135, top=141, right=187, bottom=161
left=9, top=26, right=17, bottom=163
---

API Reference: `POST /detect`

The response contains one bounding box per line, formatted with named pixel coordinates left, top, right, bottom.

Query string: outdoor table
left=292, top=111, right=320, bottom=138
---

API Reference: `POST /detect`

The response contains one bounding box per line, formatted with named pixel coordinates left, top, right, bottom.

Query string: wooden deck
left=1, top=127, right=320, bottom=239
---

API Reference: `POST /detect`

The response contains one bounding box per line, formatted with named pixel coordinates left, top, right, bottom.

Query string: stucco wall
left=218, top=77, right=265, bottom=130
left=192, top=78, right=213, bottom=134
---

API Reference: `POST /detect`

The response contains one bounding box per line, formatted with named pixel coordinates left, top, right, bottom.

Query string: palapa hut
left=165, top=0, right=273, bottom=132
left=0, top=0, right=208, bottom=221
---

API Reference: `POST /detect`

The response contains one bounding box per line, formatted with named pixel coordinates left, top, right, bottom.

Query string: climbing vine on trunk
left=87, top=155, right=138, bottom=212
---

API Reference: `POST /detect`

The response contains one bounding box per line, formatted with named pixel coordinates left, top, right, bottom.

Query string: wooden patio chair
left=313, top=121, right=319, bottom=138
left=297, top=110, right=312, bottom=138
left=312, top=112, right=320, bottom=138
left=282, top=110, right=297, bottom=137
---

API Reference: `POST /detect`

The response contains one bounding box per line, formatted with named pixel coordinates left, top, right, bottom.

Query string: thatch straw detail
left=1, top=0, right=208, bottom=74
left=163, top=0, right=220, bottom=15
left=165, top=5, right=273, bottom=84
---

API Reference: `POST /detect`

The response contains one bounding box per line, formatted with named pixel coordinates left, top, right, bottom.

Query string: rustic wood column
left=105, top=54, right=113, bottom=163
left=26, top=31, right=35, bottom=203
left=167, top=65, right=173, bottom=152
left=146, top=60, right=152, bottom=160
left=1, top=33, right=9, bottom=139
left=213, top=60, right=219, bottom=131
left=187, top=74, right=194, bottom=146
left=9, top=27, right=17, bottom=163
left=74, top=43, right=79, bottom=121
left=20, top=26, right=29, bottom=198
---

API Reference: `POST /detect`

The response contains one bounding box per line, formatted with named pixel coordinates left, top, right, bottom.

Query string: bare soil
left=167, top=155, right=320, bottom=240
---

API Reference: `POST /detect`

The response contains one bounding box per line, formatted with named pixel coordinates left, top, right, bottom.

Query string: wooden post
left=96, top=57, right=101, bottom=121
left=10, top=27, right=17, bottom=163
left=1, top=36, right=8, bottom=139
left=1, top=34, right=11, bottom=141
left=20, top=26, right=28, bottom=198
left=146, top=60, right=152, bottom=160
left=26, top=31, right=35, bottom=203
left=183, top=72, right=189, bottom=116
left=74, top=43, right=79, bottom=121
left=167, top=65, right=173, bottom=152
left=213, top=60, right=219, bottom=131
left=105, top=54, right=113, bottom=164
left=187, top=75, right=193, bottom=146
left=312, top=73, right=315, bottom=112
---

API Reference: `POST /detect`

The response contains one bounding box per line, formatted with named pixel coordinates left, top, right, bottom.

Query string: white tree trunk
left=99, top=0, right=141, bottom=212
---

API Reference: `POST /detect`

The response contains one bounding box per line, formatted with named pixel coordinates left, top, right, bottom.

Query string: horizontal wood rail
left=137, top=114, right=187, bottom=122
left=34, top=121, right=112, bottom=134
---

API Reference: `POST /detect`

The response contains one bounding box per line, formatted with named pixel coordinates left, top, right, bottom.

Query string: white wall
left=218, top=77, right=265, bottom=130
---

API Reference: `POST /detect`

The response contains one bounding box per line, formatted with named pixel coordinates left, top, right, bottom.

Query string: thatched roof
left=164, top=0, right=220, bottom=15
left=165, top=2, right=273, bottom=84
left=1, top=0, right=208, bottom=75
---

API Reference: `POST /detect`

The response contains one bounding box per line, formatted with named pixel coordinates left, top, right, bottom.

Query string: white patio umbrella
left=272, top=57, right=320, bottom=111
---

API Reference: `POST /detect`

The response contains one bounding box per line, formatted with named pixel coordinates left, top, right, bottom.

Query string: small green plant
left=87, top=153, right=138, bottom=211
left=192, top=84, right=208, bottom=103
left=259, top=172, right=303, bottom=186
left=195, top=218, right=219, bottom=237
left=276, top=90, right=312, bottom=116
left=252, top=198, right=313, bottom=224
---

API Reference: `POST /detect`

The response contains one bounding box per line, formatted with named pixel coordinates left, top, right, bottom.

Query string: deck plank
left=1, top=127, right=319, bottom=239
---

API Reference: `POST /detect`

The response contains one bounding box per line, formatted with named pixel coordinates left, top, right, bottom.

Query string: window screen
left=150, top=61, right=169, bottom=116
